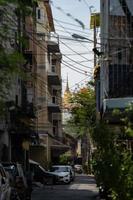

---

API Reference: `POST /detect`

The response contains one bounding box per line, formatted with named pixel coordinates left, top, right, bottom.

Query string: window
left=37, top=9, right=41, bottom=20
left=52, top=59, right=56, bottom=72
left=51, top=65, right=56, bottom=72
left=36, top=8, right=45, bottom=22
left=52, top=96, right=56, bottom=104
left=118, top=48, right=122, bottom=61
left=53, top=126, right=56, bottom=135
left=15, top=95, right=18, bottom=106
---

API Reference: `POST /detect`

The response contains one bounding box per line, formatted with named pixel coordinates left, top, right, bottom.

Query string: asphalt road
left=31, top=174, right=99, bottom=200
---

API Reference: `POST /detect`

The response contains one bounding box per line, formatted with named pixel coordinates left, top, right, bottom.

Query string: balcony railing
left=48, top=96, right=61, bottom=113
left=52, top=113, right=61, bottom=121
left=48, top=96, right=60, bottom=105
left=47, top=70, right=61, bottom=85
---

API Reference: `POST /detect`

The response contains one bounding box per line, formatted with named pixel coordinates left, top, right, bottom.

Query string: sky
left=51, top=0, right=100, bottom=93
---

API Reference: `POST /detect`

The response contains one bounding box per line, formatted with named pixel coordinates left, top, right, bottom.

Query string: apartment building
left=29, top=0, right=64, bottom=167
left=0, top=4, right=19, bottom=162
left=0, top=1, right=38, bottom=169
left=99, top=0, right=133, bottom=121
left=0, top=0, right=64, bottom=167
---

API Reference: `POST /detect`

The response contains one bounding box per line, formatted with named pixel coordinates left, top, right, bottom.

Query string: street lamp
left=72, top=33, right=102, bottom=46
left=72, top=34, right=94, bottom=43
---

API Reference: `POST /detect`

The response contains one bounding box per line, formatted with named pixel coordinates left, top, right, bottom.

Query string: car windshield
left=50, top=166, right=69, bottom=172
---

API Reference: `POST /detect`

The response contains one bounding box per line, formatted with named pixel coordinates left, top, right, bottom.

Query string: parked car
left=29, top=159, right=58, bottom=185
left=2, top=162, right=31, bottom=200
left=0, top=164, right=11, bottom=200
left=50, top=165, right=72, bottom=184
left=74, top=164, right=83, bottom=174
left=67, top=165, right=75, bottom=181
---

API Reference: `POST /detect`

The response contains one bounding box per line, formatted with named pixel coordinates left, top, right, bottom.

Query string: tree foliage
left=59, top=152, right=72, bottom=165
left=66, top=84, right=133, bottom=199
left=67, top=85, right=96, bottom=136
left=92, top=115, right=133, bottom=200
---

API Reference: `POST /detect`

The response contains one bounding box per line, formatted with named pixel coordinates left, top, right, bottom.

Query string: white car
left=50, top=165, right=71, bottom=184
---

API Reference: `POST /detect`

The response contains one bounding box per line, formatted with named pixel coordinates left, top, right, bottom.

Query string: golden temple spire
left=65, top=74, right=70, bottom=93
left=63, top=74, right=72, bottom=109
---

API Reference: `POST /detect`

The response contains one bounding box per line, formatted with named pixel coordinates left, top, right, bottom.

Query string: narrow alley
left=32, top=174, right=99, bottom=200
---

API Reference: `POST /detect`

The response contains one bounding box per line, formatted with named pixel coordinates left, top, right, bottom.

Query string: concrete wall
left=100, top=0, right=110, bottom=109
left=29, top=145, right=47, bottom=168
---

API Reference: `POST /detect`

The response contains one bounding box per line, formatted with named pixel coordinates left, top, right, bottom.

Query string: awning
left=51, top=138, right=70, bottom=150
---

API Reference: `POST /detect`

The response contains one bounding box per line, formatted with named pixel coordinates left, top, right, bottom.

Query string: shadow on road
left=32, top=187, right=98, bottom=200
left=75, top=174, right=96, bottom=184
left=32, top=174, right=99, bottom=200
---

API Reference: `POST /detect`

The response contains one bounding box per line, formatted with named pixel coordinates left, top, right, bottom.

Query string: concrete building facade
left=99, top=0, right=133, bottom=119
left=0, top=0, right=64, bottom=168
left=30, top=0, right=64, bottom=167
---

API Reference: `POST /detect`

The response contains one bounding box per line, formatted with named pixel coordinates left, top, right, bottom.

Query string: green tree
left=68, top=85, right=96, bottom=135
left=66, top=83, right=133, bottom=199
left=65, top=84, right=96, bottom=172
left=0, top=0, right=35, bottom=114
left=59, top=152, right=72, bottom=165
left=92, top=118, right=133, bottom=200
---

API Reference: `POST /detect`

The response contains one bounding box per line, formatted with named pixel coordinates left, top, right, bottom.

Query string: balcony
left=48, top=96, right=61, bottom=113
left=52, top=113, right=61, bottom=121
left=14, top=102, right=36, bottom=120
left=103, top=97, right=133, bottom=123
left=46, top=33, right=60, bottom=53
left=9, top=103, right=36, bottom=135
left=48, top=65, right=61, bottom=86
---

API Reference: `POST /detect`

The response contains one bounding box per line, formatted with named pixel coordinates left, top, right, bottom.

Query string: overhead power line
left=53, top=18, right=91, bottom=31
left=69, top=76, right=89, bottom=89
left=62, top=61, right=92, bottom=76
left=60, top=40, right=91, bottom=62
left=3, top=6, right=92, bottom=68
left=62, top=54, right=93, bottom=69
left=54, top=19, right=92, bottom=35
left=55, top=19, right=91, bottom=52
left=2, top=7, right=94, bottom=77
left=50, top=1, right=85, bottom=29
left=83, top=0, right=91, bottom=10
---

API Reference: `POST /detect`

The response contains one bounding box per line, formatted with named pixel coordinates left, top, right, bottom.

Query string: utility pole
left=93, top=13, right=97, bottom=67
